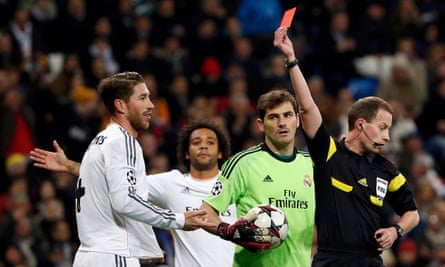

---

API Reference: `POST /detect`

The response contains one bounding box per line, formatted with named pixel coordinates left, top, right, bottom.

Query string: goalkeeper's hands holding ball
left=216, top=208, right=271, bottom=253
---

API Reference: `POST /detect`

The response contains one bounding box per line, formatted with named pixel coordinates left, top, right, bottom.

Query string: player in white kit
left=147, top=120, right=237, bottom=266
left=31, top=120, right=238, bottom=267
left=30, top=78, right=240, bottom=266
left=30, top=72, right=214, bottom=267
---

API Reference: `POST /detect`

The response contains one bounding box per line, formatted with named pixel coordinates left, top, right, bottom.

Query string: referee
left=274, top=27, right=420, bottom=267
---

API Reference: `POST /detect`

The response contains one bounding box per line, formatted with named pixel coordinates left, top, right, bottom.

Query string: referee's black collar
left=340, top=138, right=376, bottom=163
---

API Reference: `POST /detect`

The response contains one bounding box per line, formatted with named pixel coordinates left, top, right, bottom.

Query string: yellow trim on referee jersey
left=331, top=177, right=353, bottom=192
left=326, top=137, right=337, bottom=162
left=370, top=195, right=383, bottom=207
left=388, top=173, right=406, bottom=192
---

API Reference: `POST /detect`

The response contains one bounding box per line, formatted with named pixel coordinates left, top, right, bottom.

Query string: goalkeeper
left=200, top=89, right=316, bottom=267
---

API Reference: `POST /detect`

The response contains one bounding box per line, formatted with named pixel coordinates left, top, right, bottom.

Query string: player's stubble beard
left=128, top=109, right=150, bottom=132
left=190, top=156, right=217, bottom=171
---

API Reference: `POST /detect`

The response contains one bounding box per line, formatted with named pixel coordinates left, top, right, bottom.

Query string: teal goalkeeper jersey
left=206, top=143, right=315, bottom=267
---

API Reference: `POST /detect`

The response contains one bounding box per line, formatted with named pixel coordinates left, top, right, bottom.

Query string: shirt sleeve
left=386, top=171, right=418, bottom=215
left=304, top=124, right=334, bottom=166
left=205, top=158, right=247, bottom=217
left=146, top=171, right=172, bottom=208
left=104, top=136, right=184, bottom=229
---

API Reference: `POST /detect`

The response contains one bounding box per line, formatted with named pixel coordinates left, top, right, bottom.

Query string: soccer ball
left=246, top=204, right=288, bottom=250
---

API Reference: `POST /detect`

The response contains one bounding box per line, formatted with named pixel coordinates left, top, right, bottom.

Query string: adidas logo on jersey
left=263, top=175, right=273, bottom=182
left=181, top=186, right=191, bottom=194
left=358, top=178, right=368, bottom=187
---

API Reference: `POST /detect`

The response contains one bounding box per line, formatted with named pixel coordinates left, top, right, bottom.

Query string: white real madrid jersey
left=75, top=123, right=184, bottom=258
left=147, top=170, right=236, bottom=267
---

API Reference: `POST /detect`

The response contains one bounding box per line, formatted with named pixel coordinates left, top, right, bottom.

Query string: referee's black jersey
left=305, top=125, right=417, bottom=252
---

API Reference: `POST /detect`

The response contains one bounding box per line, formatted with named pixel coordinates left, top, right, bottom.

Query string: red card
left=280, top=7, right=296, bottom=28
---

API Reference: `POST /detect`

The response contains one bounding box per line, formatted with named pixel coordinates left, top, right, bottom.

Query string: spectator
left=355, top=1, right=392, bottom=56
left=0, top=87, right=35, bottom=163
left=86, top=36, right=119, bottom=76
left=416, top=22, right=442, bottom=59
left=396, top=133, right=424, bottom=185
left=29, top=0, right=58, bottom=52
left=412, top=178, right=440, bottom=235
left=425, top=44, right=445, bottom=92
left=6, top=8, right=45, bottom=75
left=35, top=197, right=66, bottom=241
left=394, top=238, right=423, bottom=267
left=127, top=15, right=153, bottom=49
left=377, top=53, right=425, bottom=119
left=193, top=56, right=226, bottom=98
left=48, top=53, right=82, bottom=101
left=150, top=0, right=185, bottom=47
left=110, top=0, right=136, bottom=63
left=385, top=99, right=417, bottom=155
left=215, top=76, right=252, bottom=116
left=335, top=87, right=355, bottom=138
left=416, top=78, right=445, bottom=177
left=306, top=75, right=341, bottom=138
left=142, top=72, right=170, bottom=131
left=317, top=10, right=359, bottom=95
left=164, top=74, right=191, bottom=130
left=7, top=215, right=48, bottom=266
left=395, top=37, right=428, bottom=104
left=122, top=40, right=171, bottom=84
left=430, top=243, right=445, bottom=267
left=190, top=17, right=230, bottom=69
left=410, top=154, right=445, bottom=198
left=190, top=0, right=227, bottom=31
left=223, top=90, right=254, bottom=153
left=138, top=131, right=161, bottom=173
left=415, top=200, right=445, bottom=263
left=262, top=53, right=293, bottom=94
left=389, top=0, right=423, bottom=41
left=54, top=0, right=91, bottom=53
left=0, top=32, right=22, bottom=69
left=152, top=34, right=193, bottom=77
left=52, top=85, right=102, bottom=162
left=227, top=37, right=264, bottom=100
left=47, top=220, right=76, bottom=267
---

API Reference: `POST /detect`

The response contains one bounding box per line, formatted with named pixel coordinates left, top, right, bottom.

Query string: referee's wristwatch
left=392, top=224, right=404, bottom=239
left=285, top=58, right=299, bottom=69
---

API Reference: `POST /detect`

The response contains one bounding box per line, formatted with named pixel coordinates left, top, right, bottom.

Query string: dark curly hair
left=176, top=119, right=231, bottom=172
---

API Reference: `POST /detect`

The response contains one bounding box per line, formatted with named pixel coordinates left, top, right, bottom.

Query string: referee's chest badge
left=303, top=175, right=312, bottom=188
left=376, top=177, right=388, bottom=200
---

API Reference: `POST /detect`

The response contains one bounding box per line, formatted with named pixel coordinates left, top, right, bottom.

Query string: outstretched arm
left=199, top=202, right=271, bottom=253
left=29, top=140, right=80, bottom=177
left=273, top=27, right=322, bottom=139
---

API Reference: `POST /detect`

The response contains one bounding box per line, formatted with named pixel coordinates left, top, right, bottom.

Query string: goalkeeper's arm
left=199, top=202, right=223, bottom=234
left=199, top=202, right=271, bottom=252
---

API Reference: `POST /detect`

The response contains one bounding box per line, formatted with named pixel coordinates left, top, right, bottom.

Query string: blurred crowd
left=0, top=0, right=444, bottom=266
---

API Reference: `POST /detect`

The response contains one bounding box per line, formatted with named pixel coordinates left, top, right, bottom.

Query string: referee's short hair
left=347, top=96, right=394, bottom=130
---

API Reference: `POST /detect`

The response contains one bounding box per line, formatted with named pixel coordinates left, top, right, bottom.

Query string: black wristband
left=392, top=224, right=404, bottom=239
left=285, top=58, right=299, bottom=69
